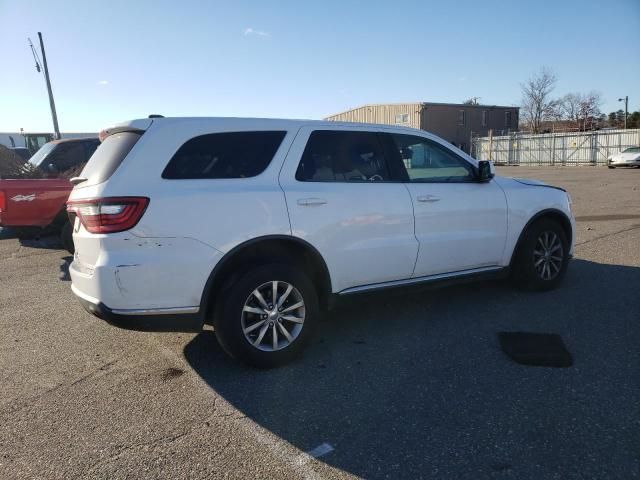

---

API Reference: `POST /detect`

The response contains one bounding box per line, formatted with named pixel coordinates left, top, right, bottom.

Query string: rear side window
left=162, top=131, right=286, bottom=179
left=78, top=132, right=142, bottom=187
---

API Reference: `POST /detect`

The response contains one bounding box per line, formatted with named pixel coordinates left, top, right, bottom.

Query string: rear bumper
left=69, top=233, right=224, bottom=330
left=72, top=283, right=204, bottom=332
left=70, top=233, right=222, bottom=307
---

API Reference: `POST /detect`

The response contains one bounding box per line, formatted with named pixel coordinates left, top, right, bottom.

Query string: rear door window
left=295, top=130, right=391, bottom=182
left=78, top=132, right=142, bottom=187
left=162, top=131, right=286, bottom=179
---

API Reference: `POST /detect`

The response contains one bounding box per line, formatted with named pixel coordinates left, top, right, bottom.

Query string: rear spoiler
left=98, top=118, right=154, bottom=142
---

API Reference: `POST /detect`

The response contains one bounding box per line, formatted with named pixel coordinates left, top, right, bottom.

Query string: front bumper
left=609, top=159, right=640, bottom=167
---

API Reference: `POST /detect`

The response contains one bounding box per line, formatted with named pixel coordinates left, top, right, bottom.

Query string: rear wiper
left=69, top=177, right=87, bottom=186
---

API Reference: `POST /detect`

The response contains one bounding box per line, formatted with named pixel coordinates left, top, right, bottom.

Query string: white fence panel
left=472, top=129, right=640, bottom=166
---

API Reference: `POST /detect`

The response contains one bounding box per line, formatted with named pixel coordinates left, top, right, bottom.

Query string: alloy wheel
left=241, top=281, right=306, bottom=351
left=533, top=231, right=564, bottom=281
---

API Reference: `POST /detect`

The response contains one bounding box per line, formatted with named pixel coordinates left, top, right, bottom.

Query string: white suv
left=67, top=117, right=575, bottom=367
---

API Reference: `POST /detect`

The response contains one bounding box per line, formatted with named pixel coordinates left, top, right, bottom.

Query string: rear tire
left=608, top=165, right=615, bottom=169
left=61, top=221, right=74, bottom=254
left=511, top=218, right=569, bottom=291
left=214, top=263, right=319, bottom=368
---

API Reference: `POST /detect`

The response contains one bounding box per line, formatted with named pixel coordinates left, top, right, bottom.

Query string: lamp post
left=618, top=96, right=628, bottom=129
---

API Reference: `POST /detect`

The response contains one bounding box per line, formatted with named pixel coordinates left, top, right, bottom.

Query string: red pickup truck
left=0, top=137, right=100, bottom=253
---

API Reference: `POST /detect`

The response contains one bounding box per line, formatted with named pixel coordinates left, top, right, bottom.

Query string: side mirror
left=477, top=160, right=494, bottom=182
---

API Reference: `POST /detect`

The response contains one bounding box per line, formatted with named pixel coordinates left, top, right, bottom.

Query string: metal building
left=325, top=102, right=519, bottom=154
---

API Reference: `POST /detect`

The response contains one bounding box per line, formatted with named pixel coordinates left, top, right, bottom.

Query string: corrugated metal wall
left=471, top=129, right=640, bottom=165
left=325, top=104, right=423, bottom=129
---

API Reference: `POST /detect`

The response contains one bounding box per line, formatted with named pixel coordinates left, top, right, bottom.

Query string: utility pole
left=618, top=96, right=628, bottom=129
left=36, top=32, right=60, bottom=139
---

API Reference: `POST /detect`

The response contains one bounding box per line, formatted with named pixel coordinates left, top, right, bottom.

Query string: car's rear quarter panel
left=70, top=231, right=223, bottom=309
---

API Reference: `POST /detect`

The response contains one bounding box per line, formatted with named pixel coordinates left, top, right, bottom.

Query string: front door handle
left=417, top=195, right=440, bottom=203
left=297, top=197, right=328, bottom=206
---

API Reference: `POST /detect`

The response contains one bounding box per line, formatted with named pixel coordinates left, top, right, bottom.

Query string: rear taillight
left=0, top=191, right=5, bottom=213
left=66, top=197, right=149, bottom=234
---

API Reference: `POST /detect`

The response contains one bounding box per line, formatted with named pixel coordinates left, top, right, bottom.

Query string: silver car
left=608, top=147, right=640, bottom=168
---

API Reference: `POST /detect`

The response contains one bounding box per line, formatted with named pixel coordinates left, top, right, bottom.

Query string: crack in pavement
left=84, top=431, right=191, bottom=475
left=0, top=359, right=120, bottom=417
left=575, top=224, right=640, bottom=247
left=83, top=407, right=241, bottom=476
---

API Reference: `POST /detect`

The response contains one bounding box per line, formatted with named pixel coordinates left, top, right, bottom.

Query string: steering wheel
left=368, top=174, right=384, bottom=182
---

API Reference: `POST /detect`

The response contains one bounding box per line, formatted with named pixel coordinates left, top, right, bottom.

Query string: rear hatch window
left=76, top=132, right=141, bottom=187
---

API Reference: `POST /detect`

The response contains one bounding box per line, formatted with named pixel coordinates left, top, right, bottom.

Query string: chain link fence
left=471, top=129, right=640, bottom=166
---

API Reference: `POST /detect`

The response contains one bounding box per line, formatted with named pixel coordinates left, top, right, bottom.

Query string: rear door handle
left=297, top=197, right=327, bottom=206
left=417, top=195, right=440, bottom=203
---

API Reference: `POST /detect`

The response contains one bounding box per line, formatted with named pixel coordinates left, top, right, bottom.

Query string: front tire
left=512, top=218, right=569, bottom=291
left=214, top=263, right=319, bottom=368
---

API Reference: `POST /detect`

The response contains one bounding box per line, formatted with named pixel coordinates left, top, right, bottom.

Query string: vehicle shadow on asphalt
left=59, top=256, right=73, bottom=281
left=184, top=259, right=640, bottom=479
left=0, top=227, right=63, bottom=249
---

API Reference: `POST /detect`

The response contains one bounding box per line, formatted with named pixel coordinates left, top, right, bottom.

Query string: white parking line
left=306, top=443, right=334, bottom=459
left=149, top=338, right=327, bottom=480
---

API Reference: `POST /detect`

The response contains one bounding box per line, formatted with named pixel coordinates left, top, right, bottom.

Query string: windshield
left=623, top=147, right=640, bottom=153
left=27, top=142, right=57, bottom=169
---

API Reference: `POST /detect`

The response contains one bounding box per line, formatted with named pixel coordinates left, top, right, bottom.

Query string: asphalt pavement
left=1, top=166, right=639, bottom=479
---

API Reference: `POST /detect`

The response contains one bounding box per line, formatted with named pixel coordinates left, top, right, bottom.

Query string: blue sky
left=1, top=0, right=639, bottom=132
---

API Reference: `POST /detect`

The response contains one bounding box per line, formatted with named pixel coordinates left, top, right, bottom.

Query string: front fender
left=495, top=177, right=574, bottom=265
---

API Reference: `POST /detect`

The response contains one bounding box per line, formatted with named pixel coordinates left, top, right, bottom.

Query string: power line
left=28, top=38, right=42, bottom=72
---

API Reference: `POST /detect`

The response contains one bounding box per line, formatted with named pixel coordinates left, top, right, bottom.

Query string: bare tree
left=559, top=93, right=581, bottom=125
left=559, top=91, right=602, bottom=131
left=520, top=67, right=557, bottom=133
left=577, top=91, right=602, bottom=131
left=558, top=92, right=602, bottom=131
